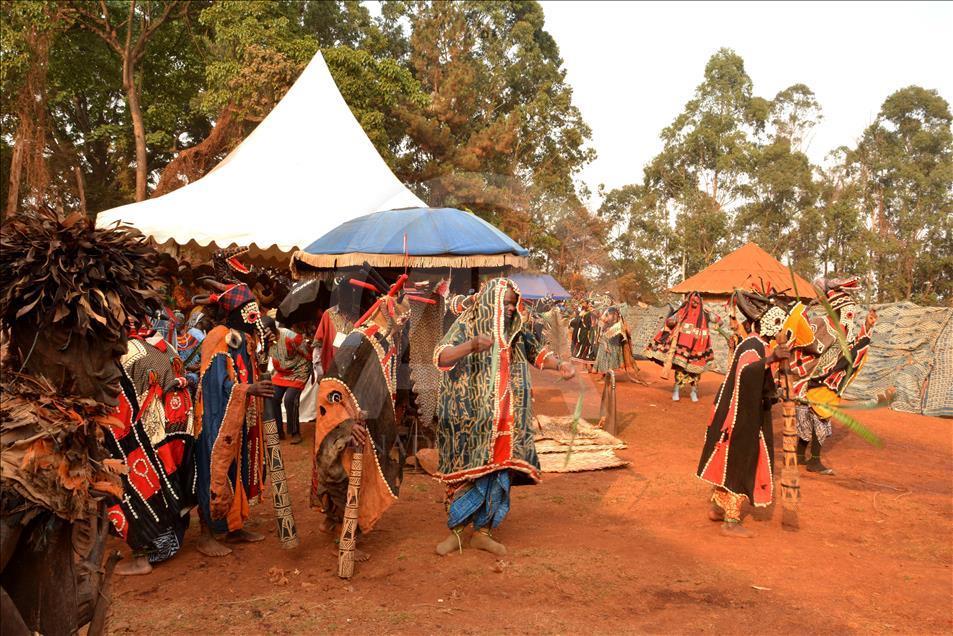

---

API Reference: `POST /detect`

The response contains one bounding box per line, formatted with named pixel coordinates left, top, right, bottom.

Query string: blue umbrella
left=510, top=273, right=571, bottom=300
left=293, top=207, right=528, bottom=269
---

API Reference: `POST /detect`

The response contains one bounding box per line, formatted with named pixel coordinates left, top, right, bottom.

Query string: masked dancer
left=644, top=292, right=720, bottom=402
left=696, top=290, right=791, bottom=538
left=192, top=283, right=275, bottom=557
left=433, top=278, right=575, bottom=557
left=789, top=277, right=878, bottom=475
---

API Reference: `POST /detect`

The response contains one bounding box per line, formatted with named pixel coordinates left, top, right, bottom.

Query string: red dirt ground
left=108, top=362, right=952, bottom=634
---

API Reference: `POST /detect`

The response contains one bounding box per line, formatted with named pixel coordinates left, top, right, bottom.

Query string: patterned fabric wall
left=626, top=300, right=953, bottom=417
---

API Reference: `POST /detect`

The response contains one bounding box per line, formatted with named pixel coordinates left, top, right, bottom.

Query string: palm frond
left=803, top=398, right=883, bottom=447
left=563, top=391, right=586, bottom=468
left=541, top=309, right=572, bottom=361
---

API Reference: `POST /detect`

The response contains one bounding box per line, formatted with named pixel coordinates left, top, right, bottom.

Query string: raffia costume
left=594, top=311, right=627, bottom=373
left=434, top=278, right=553, bottom=530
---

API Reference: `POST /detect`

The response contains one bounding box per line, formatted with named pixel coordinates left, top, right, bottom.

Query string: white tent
left=96, top=52, right=426, bottom=262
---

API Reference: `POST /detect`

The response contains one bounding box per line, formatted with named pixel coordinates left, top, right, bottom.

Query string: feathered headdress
left=0, top=211, right=163, bottom=336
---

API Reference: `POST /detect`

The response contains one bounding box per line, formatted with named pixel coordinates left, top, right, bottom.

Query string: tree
left=383, top=1, right=594, bottom=250
left=68, top=0, right=190, bottom=201
left=734, top=138, right=820, bottom=274
left=815, top=148, right=870, bottom=278
left=2, top=1, right=72, bottom=216
left=854, top=86, right=953, bottom=302
left=597, top=184, right=674, bottom=302
left=644, top=48, right=766, bottom=276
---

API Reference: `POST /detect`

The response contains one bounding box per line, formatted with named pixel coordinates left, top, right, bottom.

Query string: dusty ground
left=108, top=362, right=952, bottom=634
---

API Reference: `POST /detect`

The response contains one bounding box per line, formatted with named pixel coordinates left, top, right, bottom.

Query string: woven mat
left=533, top=415, right=629, bottom=473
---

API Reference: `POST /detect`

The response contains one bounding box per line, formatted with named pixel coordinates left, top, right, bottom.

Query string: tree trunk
left=5, top=24, right=53, bottom=217
left=152, top=106, right=240, bottom=197
left=74, top=166, right=87, bottom=214
left=123, top=57, right=148, bottom=202
left=4, top=142, right=25, bottom=217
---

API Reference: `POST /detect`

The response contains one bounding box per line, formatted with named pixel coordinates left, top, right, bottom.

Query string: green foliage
left=4, top=4, right=949, bottom=306
left=605, top=49, right=951, bottom=303
left=854, top=86, right=953, bottom=302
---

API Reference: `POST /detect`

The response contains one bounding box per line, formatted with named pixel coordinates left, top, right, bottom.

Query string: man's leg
left=196, top=514, right=232, bottom=557
left=806, top=428, right=834, bottom=475
left=712, top=488, right=753, bottom=538
left=285, top=387, right=303, bottom=444
left=436, top=525, right=467, bottom=556
left=471, top=527, right=506, bottom=555
left=272, top=385, right=287, bottom=440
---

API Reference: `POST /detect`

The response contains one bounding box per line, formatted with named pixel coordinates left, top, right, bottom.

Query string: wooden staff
left=599, top=369, right=618, bottom=435
left=259, top=372, right=299, bottom=549
left=338, top=411, right=367, bottom=579
left=776, top=331, right=800, bottom=531
left=660, top=320, right=683, bottom=380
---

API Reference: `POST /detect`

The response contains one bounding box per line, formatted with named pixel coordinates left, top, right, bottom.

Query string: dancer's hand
left=469, top=334, right=493, bottom=353
left=769, top=344, right=791, bottom=364
left=248, top=380, right=275, bottom=398
left=558, top=360, right=576, bottom=380
left=865, top=308, right=877, bottom=331
left=350, top=422, right=368, bottom=448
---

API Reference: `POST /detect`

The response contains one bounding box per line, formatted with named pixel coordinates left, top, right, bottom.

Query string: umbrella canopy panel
left=292, top=207, right=529, bottom=272
left=510, top=273, right=571, bottom=300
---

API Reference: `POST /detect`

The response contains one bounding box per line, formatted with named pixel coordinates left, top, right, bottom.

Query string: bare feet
left=354, top=548, right=371, bottom=562
left=436, top=530, right=465, bottom=556
left=290, top=433, right=303, bottom=445
left=471, top=529, right=506, bottom=556
left=708, top=505, right=725, bottom=522
left=720, top=522, right=754, bottom=539
left=115, top=556, right=153, bottom=576
left=225, top=528, right=265, bottom=543
left=197, top=534, right=232, bottom=557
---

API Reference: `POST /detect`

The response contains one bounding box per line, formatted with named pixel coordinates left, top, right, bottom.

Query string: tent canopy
left=510, top=273, right=571, bottom=300
left=292, top=207, right=529, bottom=270
left=670, top=242, right=817, bottom=299
left=96, top=52, right=425, bottom=261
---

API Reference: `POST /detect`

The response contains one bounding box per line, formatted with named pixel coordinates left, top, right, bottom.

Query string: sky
left=539, top=1, right=953, bottom=206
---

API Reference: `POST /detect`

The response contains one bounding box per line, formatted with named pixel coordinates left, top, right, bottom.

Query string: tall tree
left=68, top=0, right=190, bottom=201
left=384, top=1, right=594, bottom=249
left=597, top=184, right=674, bottom=302
left=645, top=48, right=766, bottom=276
left=2, top=1, right=72, bottom=216
left=815, top=148, right=870, bottom=278
left=854, top=86, right=953, bottom=302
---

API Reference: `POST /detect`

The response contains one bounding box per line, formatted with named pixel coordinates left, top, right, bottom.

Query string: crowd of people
left=0, top=213, right=887, bottom=635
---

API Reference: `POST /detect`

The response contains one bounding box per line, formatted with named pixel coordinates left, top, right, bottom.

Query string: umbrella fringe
left=291, top=251, right=528, bottom=275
